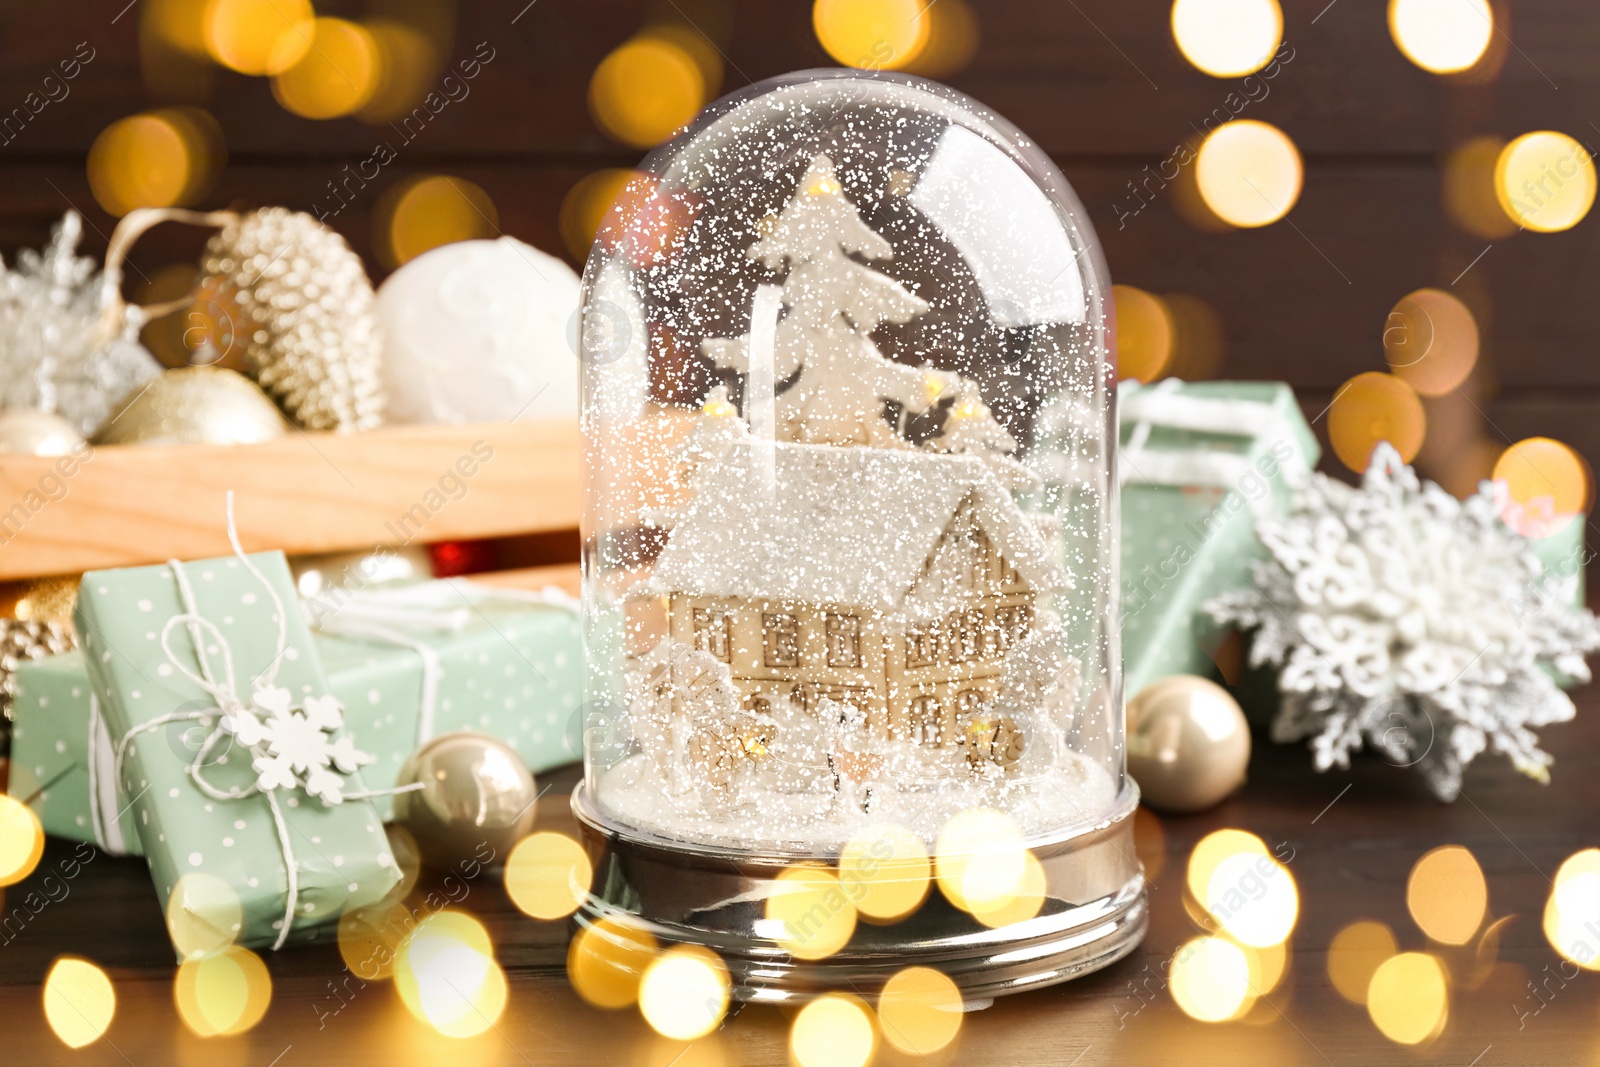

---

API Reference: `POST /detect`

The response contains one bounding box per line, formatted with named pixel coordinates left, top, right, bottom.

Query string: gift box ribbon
left=1119, top=379, right=1312, bottom=500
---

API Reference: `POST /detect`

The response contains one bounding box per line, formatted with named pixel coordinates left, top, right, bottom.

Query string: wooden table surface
left=3, top=679, right=1596, bottom=1066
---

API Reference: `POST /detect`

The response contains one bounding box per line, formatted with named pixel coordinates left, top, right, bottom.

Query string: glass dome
left=575, top=69, right=1139, bottom=997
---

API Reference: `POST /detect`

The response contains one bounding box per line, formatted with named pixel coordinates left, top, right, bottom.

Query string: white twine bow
left=104, top=493, right=416, bottom=950
left=313, top=578, right=577, bottom=750
left=1118, top=379, right=1311, bottom=514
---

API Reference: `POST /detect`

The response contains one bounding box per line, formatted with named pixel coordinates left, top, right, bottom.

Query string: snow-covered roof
left=649, top=440, right=1068, bottom=612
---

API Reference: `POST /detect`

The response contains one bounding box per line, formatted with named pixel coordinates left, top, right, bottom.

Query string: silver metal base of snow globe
left=570, top=783, right=1147, bottom=1003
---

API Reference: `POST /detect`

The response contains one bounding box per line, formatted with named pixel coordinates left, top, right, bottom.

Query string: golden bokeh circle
left=589, top=37, right=706, bottom=149
left=376, top=175, right=500, bottom=270
left=1113, top=285, right=1176, bottom=383
left=86, top=114, right=193, bottom=218
left=1544, top=849, right=1600, bottom=971
left=767, top=865, right=858, bottom=959
left=1205, top=851, right=1298, bottom=947
left=505, top=832, right=593, bottom=921
left=934, top=807, right=1026, bottom=914
left=1366, top=952, right=1448, bottom=1045
left=1195, top=120, right=1303, bottom=228
left=1443, top=136, right=1519, bottom=239
left=1388, top=0, right=1493, bottom=73
left=204, top=0, right=315, bottom=75
left=394, top=912, right=507, bottom=1038
left=813, top=0, right=930, bottom=70
left=567, top=917, right=659, bottom=1009
left=1171, top=0, right=1283, bottom=78
left=174, top=946, right=272, bottom=1037
left=165, top=871, right=243, bottom=960
left=1495, top=131, right=1598, bottom=234
left=1407, top=845, right=1487, bottom=946
left=559, top=169, right=644, bottom=262
left=970, top=850, right=1047, bottom=929
left=839, top=823, right=931, bottom=924
left=1327, top=920, right=1398, bottom=1004
left=271, top=18, right=380, bottom=120
left=1384, top=288, right=1479, bottom=396
left=1327, top=371, right=1426, bottom=472
left=638, top=945, right=730, bottom=1041
left=878, top=966, right=963, bottom=1055
left=0, top=793, right=44, bottom=887
left=337, top=900, right=408, bottom=981
left=43, top=958, right=116, bottom=1049
left=1186, top=828, right=1268, bottom=906
left=1492, top=437, right=1591, bottom=537
left=1170, top=936, right=1254, bottom=1022
left=791, top=993, right=877, bottom=1067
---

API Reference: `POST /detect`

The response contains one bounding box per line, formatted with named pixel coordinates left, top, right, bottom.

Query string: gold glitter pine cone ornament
left=197, top=207, right=386, bottom=432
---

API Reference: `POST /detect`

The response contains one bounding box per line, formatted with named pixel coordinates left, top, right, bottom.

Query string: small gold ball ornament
left=196, top=207, right=386, bottom=432
left=93, top=367, right=289, bottom=446
left=1126, top=676, right=1251, bottom=813
left=393, top=732, right=538, bottom=869
left=0, top=410, right=85, bottom=456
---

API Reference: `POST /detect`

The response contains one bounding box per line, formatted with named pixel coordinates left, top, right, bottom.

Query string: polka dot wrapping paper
left=71, top=551, right=400, bottom=957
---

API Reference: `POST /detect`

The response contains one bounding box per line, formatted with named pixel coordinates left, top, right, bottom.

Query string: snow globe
left=575, top=69, right=1142, bottom=999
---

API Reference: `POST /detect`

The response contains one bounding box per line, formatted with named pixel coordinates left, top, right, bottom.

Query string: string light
left=1171, top=0, right=1283, bottom=78
left=1495, top=131, right=1598, bottom=233
left=1195, top=120, right=1303, bottom=228
left=1366, top=952, right=1448, bottom=1045
left=505, top=832, right=593, bottom=921
left=813, top=0, right=930, bottom=70
left=0, top=794, right=44, bottom=886
left=1388, top=0, right=1493, bottom=74
left=790, top=994, right=876, bottom=1067
left=1406, top=845, right=1487, bottom=945
left=1327, top=371, right=1426, bottom=472
left=1112, top=284, right=1175, bottom=383
left=589, top=35, right=706, bottom=149
left=43, top=958, right=116, bottom=1049
left=271, top=18, right=380, bottom=120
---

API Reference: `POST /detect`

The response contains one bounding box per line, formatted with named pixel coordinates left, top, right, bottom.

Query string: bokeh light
left=1384, top=288, right=1480, bottom=396
left=1492, top=437, right=1591, bottom=538
left=360, top=19, right=443, bottom=124
left=1407, top=845, right=1487, bottom=945
left=204, top=0, right=315, bottom=75
left=0, top=793, right=44, bottom=886
left=394, top=911, right=506, bottom=1039
left=1328, top=920, right=1398, bottom=1004
left=505, top=832, right=593, bottom=921
left=142, top=0, right=210, bottom=58
left=589, top=35, right=706, bottom=149
left=86, top=113, right=193, bottom=217
left=641, top=23, right=725, bottom=98
left=1195, top=120, right=1303, bottom=228
left=935, top=807, right=1027, bottom=915
left=1328, top=371, right=1426, bottom=471
left=840, top=823, right=931, bottom=923
left=1186, top=828, right=1268, bottom=905
left=1544, top=849, right=1600, bottom=970
left=174, top=946, right=272, bottom=1037
left=1366, top=952, right=1449, bottom=1045
left=1205, top=850, right=1298, bottom=947
left=791, top=993, right=876, bottom=1067
left=878, top=966, right=963, bottom=1055
left=375, top=175, right=500, bottom=269
left=560, top=169, right=642, bottom=262
left=1495, top=131, right=1598, bottom=233
left=1170, top=936, right=1254, bottom=1022
left=1164, top=292, right=1227, bottom=379
left=1113, top=285, right=1175, bottom=383
left=1444, top=136, right=1519, bottom=239
left=271, top=18, right=380, bottom=120
left=43, top=958, right=116, bottom=1049
left=1240, top=937, right=1288, bottom=998
left=338, top=900, right=408, bottom=981
left=767, top=865, right=858, bottom=959
left=567, top=917, right=659, bottom=1009
left=165, top=872, right=243, bottom=960
left=970, top=850, right=1047, bottom=928
left=902, top=0, right=980, bottom=79
left=1171, top=0, right=1283, bottom=78
left=638, top=945, right=730, bottom=1041
left=813, top=0, right=930, bottom=70
left=1133, top=807, right=1168, bottom=884
left=1389, top=0, right=1493, bottom=73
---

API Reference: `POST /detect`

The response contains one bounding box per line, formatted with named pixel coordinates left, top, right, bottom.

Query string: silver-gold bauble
left=0, top=410, right=84, bottom=455
left=197, top=207, right=386, bottom=432
left=1126, top=675, right=1251, bottom=813
left=93, top=366, right=289, bottom=446
left=392, top=732, right=538, bottom=869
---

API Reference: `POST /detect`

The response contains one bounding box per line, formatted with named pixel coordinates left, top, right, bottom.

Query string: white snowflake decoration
left=224, top=684, right=373, bottom=804
left=1207, top=442, right=1600, bottom=801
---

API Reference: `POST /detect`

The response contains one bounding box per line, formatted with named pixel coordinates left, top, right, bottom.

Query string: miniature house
left=650, top=436, right=1067, bottom=745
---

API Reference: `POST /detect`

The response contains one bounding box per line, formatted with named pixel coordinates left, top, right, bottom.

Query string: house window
left=909, top=695, right=941, bottom=745
left=762, top=612, right=800, bottom=668
left=692, top=607, right=731, bottom=661
left=825, top=613, right=861, bottom=668
left=994, top=604, right=1033, bottom=654
left=905, top=625, right=938, bottom=669
left=948, top=608, right=986, bottom=663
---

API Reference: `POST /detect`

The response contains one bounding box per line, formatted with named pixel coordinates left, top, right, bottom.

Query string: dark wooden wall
left=2, top=0, right=1598, bottom=485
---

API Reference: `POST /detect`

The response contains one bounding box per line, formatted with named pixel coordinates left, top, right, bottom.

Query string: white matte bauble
left=1126, top=675, right=1250, bottom=813
left=376, top=237, right=580, bottom=424
left=0, top=410, right=84, bottom=455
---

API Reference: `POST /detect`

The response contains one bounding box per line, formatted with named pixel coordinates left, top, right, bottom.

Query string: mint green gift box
left=74, top=550, right=400, bottom=953
left=1119, top=380, right=1320, bottom=698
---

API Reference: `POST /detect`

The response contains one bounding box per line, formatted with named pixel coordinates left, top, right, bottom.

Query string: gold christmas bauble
left=93, top=367, right=289, bottom=446
left=0, top=410, right=84, bottom=455
left=0, top=575, right=78, bottom=628
left=392, top=732, right=538, bottom=869
left=1, top=617, right=77, bottom=736
left=1126, top=676, right=1251, bottom=813
left=196, top=207, right=386, bottom=432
